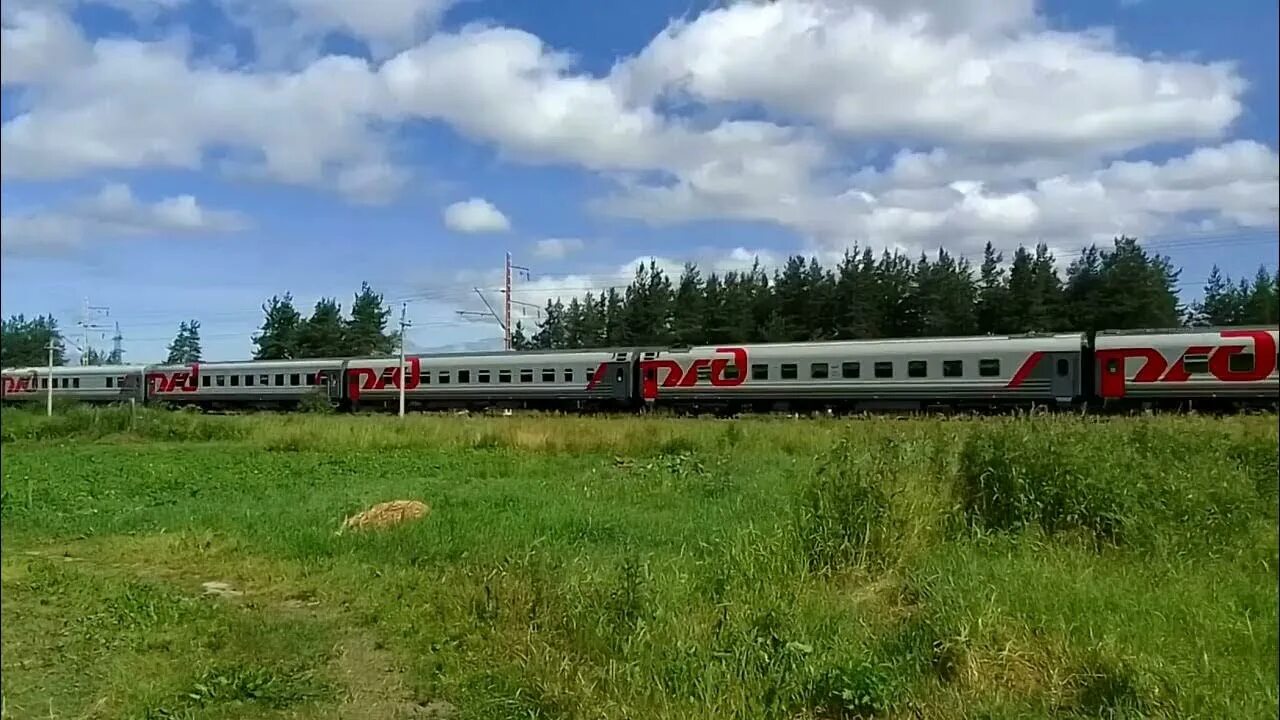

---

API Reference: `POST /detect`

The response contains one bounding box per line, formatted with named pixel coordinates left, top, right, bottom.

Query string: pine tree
left=603, top=288, right=626, bottom=345
left=1193, top=265, right=1241, bottom=326
left=914, top=249, right=977, bottom=336
left=975, top=242, right=1007, bottom=335
left=1243, top=266, right=1279, bottom=326
left=297, top=299, right=345, bottom=358
left=833, top=247, right=882, bottom=339
left=511, top=320, right=533, bottom=350
left=1, top=314, right=66, bottom=367
left=563, top=297, right=586, bottom=349
left=344, top=282, right=396, bottom=357
left=1064, top=245, right=1105, bottom=332
left=165, top=320, right=202, bottom=364
left=578, top=292, right=607, bottom=348
left=876, top=250, right=917, bottom=337
left=253, top=294, right=304, bottom=360
left=671, top=263, right=706, bottom=346
left=1093, top=236, right=1181, bottom=330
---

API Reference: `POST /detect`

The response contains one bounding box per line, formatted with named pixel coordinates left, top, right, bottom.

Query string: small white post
left=398, top=302, right=409, bottom=418
left=46, top=339, right=55, bottom=416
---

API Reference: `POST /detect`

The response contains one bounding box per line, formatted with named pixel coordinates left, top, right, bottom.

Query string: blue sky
left=2, top=0, right=1277, bottom=362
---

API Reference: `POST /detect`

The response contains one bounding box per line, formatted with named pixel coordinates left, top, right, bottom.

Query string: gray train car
left=640, top=333, right=1086, bottom=412
left=1093, top=326, right=1278, bottom=407
left=342, top=349, right=635, bottom=410
left=1, top=365, right=147, bottom=404
left=144, top=359, right=344, bottom=408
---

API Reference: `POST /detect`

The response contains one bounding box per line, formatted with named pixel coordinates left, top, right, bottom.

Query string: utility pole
left=111, top=322, right=124, bottom=364
left=454, top=253, right=536, bottom=345
left=504, top=252, right=512, bottom=351
left=78, top=299, right=111, bottom=365
left=398, top=302, right=411, bottom=417
left=46, top=338, right=55, bottom=417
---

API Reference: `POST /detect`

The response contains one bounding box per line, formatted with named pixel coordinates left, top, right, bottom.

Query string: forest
left=2, top=237, right=1277, bottom=368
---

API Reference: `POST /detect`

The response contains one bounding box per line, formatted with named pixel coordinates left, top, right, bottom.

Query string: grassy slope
left=1, top=407, right=1276, bottom=719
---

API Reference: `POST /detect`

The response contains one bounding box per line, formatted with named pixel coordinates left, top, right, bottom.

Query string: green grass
left=2, top=406, right=1277, bottom=719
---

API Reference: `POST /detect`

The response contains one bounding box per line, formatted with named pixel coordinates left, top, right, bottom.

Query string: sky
left=1, top=0, right=1277, bottom=363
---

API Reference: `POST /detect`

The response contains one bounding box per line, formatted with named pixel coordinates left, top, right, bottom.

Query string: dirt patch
left=201, top=580, right=244, bottom=598
left=341, top=500, right=431, bottom=533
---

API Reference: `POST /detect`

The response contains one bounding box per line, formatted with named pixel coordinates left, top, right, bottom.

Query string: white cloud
left=217, top=0, right=458, bottom=66
left=0, top=0, right=1275, bottom=265
left=532, top=237, right=585, bottom=259
left=0, top=6, right=89, bottom=86
left=442, top=197, right=511, bottom=233
left=1, top=182, right=247, bottom=256
left=619, top=0, right=1242, bottom=154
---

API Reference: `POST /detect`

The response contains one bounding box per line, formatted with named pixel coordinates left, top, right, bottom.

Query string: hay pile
left=340, top=500, right=431, bottom=533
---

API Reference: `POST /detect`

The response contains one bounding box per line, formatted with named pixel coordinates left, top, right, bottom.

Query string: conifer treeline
left=514, top=237, right=1279, bottom=350
left=2, top=237, right=1276, bottom=368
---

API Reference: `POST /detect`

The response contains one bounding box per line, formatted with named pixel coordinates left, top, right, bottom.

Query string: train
left=2, top=326, right=1277, bottom=414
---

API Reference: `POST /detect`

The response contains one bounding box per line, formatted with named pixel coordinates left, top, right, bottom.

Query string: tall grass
left=1, top=407, right=1276, bottom=718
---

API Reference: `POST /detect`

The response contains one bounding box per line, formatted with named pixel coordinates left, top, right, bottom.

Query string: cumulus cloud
left=533, top=238, right=585, bottom=259
left=443, top=197, right=511, bottom=234
left=620, top=0, right=1241, bottom=154
left=1, top=183, right=247, bottom=256
left=0, top=0, right=1276, bottom=262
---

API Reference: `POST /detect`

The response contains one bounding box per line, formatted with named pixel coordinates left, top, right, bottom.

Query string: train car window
left=305, top=373, right=315, bottom=386
left=106, top=377, right=114, bottom=388
left=420, top=371, right=431, bottom=384
left=585, top=369, right=594, bottom=384
left=289, top=373, right=300, bottom=386
left=203, top=375, right=211, bottom=387
left=520, top=369, right=534, bottom=383
left=245, top=375, right=255, bottom=387
left=458, top=370, right=471, bottom=384
left=874, top=362, right=893, bottom=379
left=230, top=375, right=240, bottom=387
left=723, top=364, right=740, bottom=380
left=542, top=369, right=556, bottom=382
left=943, top=360, right=963, bottom=377
left=907, top=361, right=927, bottom=378
left=564, top=369, right=574, bottom=382
left=439, top=371, right=451, bottom=384
left=478, top=370, right=491, bottom=384
left=260, top=374, right=270, bottom=386
left=781, top=363, right=798, bottom=380
left=1105, top=360, right=1118, bottom=374
left=1229, top=353, right=1255, bottom=373
left=810, top=363, right=829, bottom=379
left=1056, top=359, right=1070, bottom=377
left=217, top=375, right=227, bottom=387
left=40, top=378, right=48, bottom=389
left=697, top=365, right=712, bottom=381
left=72, top=378, right=80, bottom=388
left=275, top=373, right=285, bottom=385
left=1185, top=355, right=1209, bottom=374
left=500, top=370, right=513, bottom=383
left=752, top=364, right=769, bottom=380
left=842, top=362, right=860, bottom=379
left=979, top=359, right=1001, bottom=377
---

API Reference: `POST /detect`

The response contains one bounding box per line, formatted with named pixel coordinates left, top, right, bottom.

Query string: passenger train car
left=3, top=326, right=1276, bottom=413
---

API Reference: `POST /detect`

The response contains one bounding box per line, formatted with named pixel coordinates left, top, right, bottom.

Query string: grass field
left=2, top=406, right=1277, bottom=719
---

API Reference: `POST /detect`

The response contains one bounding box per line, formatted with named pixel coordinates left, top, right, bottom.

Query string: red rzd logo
left=346, top=358, right=421, bottom=401
left=1097, top=329, right=1278, bottom=397
left=147, top=364, right=200, bottom=393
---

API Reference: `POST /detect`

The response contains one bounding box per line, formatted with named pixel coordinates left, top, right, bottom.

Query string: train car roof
left=669, top=332, right=1087, bottom=353
left=2, top=364, right=149, bottom=374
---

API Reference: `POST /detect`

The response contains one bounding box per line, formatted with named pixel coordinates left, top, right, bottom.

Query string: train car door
left=1050, top=353, right=1076, bottom=403
left=1095, top=352, right=1127, bottom=399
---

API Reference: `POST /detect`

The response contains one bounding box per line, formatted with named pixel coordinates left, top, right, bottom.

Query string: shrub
left=795, top=438, right=901, bottom=575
